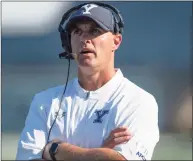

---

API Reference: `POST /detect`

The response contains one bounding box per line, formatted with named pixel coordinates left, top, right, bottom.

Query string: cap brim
left=65, top=15, right=111, bottom=32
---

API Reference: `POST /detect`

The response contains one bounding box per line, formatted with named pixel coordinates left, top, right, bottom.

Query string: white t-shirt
left=16, top=69, right=159, bottom=160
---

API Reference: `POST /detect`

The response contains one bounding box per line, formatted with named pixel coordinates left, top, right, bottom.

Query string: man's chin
left=78, top=60, right=95, bottom=67
left=78, top=62, right=99, bottom=72
left=79, top=64, right=95, bottom=69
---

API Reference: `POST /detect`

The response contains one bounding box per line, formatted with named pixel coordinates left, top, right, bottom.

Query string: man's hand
left=42, top=139, right=62, bottom=160
left=102, top=127, right=132, bottom=149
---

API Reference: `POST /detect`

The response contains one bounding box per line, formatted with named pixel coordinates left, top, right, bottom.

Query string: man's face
left=70, top=19, right=122, bottom=71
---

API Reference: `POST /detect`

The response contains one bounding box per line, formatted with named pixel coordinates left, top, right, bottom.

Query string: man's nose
left=80, top=32, right=91, bottom=43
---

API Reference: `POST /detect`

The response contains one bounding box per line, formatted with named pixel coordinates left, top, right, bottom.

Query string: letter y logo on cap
left=82, top=4, right=98, bottom=15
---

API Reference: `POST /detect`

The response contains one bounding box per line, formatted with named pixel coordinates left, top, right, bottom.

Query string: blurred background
left=1, top=1, right=192, bottom=160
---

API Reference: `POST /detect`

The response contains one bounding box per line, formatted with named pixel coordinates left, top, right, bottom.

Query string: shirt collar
left=74, top=68, right=124, bottom=101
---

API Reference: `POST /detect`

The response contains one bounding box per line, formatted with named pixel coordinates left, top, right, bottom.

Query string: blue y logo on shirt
left=93, top=110, right=109, bottom=123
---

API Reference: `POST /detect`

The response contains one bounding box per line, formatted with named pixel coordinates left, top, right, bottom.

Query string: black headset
left=46, top=2, right=124, bottom=143
left=58, top=2, right=124, bottom=60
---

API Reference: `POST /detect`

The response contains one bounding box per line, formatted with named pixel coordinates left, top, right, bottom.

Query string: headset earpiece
left=61, top=30, right=70, bottom=52
left=117, top=11, right=124, bottom=34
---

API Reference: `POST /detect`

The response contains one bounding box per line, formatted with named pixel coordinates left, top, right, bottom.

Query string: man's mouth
left=80, top=48, right=95, bottom=55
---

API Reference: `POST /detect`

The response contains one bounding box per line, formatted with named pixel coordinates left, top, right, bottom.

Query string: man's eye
left=91, top=28, right=101, bottom=34
left=72, top=29, right=81, bottom=35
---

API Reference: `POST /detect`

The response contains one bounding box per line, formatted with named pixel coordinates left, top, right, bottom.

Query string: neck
left=78, top=67, right=116, bottom=91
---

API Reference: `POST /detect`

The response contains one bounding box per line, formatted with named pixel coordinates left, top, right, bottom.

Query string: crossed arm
left=40, top=127, right=131, bottom=161
left=43, top=142, right=124, bottom=161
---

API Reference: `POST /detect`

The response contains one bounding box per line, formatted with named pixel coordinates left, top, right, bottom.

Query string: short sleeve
left=15, top=94, right=48, bottom=160
left=113, top=94, right=159, bottom=160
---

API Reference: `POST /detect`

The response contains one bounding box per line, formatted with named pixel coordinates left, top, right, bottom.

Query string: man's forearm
left=55, top=142, right=126, bottom=161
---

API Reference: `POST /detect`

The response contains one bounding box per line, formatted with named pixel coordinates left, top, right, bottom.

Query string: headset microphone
left=59, top=52, right=77, bottom=60
left=59, top=52, right=74, bottom=60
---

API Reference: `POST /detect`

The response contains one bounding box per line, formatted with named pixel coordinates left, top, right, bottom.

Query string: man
left=16, top=2, right=159, bottom=160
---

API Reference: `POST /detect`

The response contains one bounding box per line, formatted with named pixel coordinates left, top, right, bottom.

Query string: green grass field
left=2, top=132, right=192, bottom=160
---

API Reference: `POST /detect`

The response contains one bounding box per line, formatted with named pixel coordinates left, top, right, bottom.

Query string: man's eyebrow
left=69, top=23, right=103, bottom=33
left=69, top=25, right=79, bottom=33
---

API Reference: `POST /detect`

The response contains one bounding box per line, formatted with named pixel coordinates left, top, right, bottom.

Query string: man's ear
left=112, top=34, right=122, bottom=51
